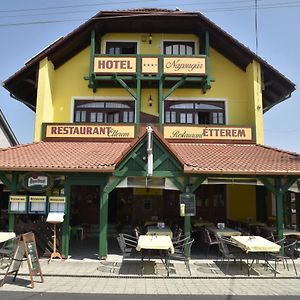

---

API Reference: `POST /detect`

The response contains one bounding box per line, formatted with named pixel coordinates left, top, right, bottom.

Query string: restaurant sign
left=164, top=126, right=253, bottom=142
left=44, top=124, right=135, bottom=140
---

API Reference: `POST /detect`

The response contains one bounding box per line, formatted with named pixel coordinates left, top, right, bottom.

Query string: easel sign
left=1, top=232, right=43, bottom=288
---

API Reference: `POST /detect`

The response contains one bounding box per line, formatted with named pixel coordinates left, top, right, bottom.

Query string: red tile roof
left=0, top=141, right=300, bottom=176
left=171, top=143, right=300, bottom=175
left=0, top=141, right=131, bottom=172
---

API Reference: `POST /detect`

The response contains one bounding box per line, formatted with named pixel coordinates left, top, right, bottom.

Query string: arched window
left=74, top=100, right=135, bottom=123
left=164, top=101, right=225, bottom=125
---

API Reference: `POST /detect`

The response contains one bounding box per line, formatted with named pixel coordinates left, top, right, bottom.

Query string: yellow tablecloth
left=231, top=236, right=280, bottom=253
left=136, top=235, right=174, bottom=254
left=263, top=226, right=300, bottom=237
left=207, top=226, right=241, bottom=237
left=0, top=232, right=16, bottom=243
left=146, top=226, right=173, bottom=239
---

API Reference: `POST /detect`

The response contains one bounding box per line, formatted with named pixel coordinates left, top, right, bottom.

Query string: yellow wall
left=34, top=32, right=264, bottom=143
left=227, top=185, right=256, bottom=221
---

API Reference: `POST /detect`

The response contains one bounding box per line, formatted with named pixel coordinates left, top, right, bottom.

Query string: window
left=163, top=41, right=195, bottom=55
left=164, top=101, right=225, bottom=125
left=74, top=100, right=135, bottom=123
left=106, top=42, right=137, bottom=54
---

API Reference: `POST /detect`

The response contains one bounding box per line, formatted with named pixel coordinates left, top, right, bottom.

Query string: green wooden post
left=62, top=177, right=71, bottom=258
left=183, top=177, right=191, bottom=256
left=9, top=173, right=18, bottom=232
left=136, top=55, right=141, bottom=136
left=275, top=178, right=284, bottom=243
left=296, top=193, right=300, bottom=231
left=285, top=192, right=292, bottom=227
left=99, top=189, right=109, bottom=259
left=89, top=29, right=95, bottom=91
left=159, top=56, right=164, bottom=132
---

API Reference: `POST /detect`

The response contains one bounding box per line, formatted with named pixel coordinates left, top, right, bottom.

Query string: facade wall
left=34, top=33, right=264, bottom=143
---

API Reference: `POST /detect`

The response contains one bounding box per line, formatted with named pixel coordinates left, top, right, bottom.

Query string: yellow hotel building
left=1, top=8, right=300, bottom=259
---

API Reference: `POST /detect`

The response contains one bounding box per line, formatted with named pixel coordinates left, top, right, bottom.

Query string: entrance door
left=69, top=186, right=100, bottom=259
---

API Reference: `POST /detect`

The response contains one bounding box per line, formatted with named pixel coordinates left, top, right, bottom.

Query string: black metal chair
left=215, top=235, right=244, bottom=274
left=117, top=233, right=139, bottom=262
left=0, top=235, right=21, bottom=267
left=273, top=240, right=298, bottom=276
left=201, top=228, right=219, bottom=257
left=169, top=237, right=194, bottom=276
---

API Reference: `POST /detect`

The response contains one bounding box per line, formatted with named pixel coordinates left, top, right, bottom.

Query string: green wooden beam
left=0, top=172, right=11, bottom=190
left=163, top=77, right=186, bottom=100
left=296, top=193, right=300, bottom=231
left=115, top=77, right=137, bottom=99
left=159, top=58, right=164, bottom=132
left=204, top=30, right=211, bottom=91
left=8, top=173, right=18, bottom=232
left=153, top=152, right=169, bottom=170
left=190, top=175, right=207, bottom=193
left=281, top=176, right=298, bottom=194
left=98, top=176, right=122, bottom=258
left=99, top=190, right=109, bottom=259
left=169, top=177, right=185, bottom=192
left=89, top=30, right=96, bottom=92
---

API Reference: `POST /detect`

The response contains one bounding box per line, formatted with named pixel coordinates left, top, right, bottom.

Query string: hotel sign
left=163, top=57, right=206, bottom=75
left=164, top=126, right=253, bottom=142
left=44, top=124, right=135, bottom=140
left=94, top=57, right=136, bottom=74
left=93, top=56, right=206, bottom=75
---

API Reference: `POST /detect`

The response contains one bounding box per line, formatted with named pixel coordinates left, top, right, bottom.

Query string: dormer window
left=163, top=41, right=195, bottom=55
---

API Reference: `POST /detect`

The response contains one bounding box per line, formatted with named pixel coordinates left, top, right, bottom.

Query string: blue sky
left=1, top=0, right=300, bottom=152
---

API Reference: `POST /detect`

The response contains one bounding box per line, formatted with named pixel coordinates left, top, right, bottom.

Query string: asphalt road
left=0, top=293, right=300, bottom=300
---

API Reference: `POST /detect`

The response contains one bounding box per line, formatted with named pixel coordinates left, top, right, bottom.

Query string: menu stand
left=46, top=212, right=64, bottom=263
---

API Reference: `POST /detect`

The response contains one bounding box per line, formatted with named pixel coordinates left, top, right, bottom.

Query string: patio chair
left=215, top=235, right=244, bottom=274
left=169, top=237, right=194, bottom=276
left=200, top=228, right=219, bottom=257
left=273, top=240, right=298, bottom=276
left=0, top=235, right=21, bottom=266
left=116, top=233, right=139, bottom=262
left=172, top=227, right=183, bottom=243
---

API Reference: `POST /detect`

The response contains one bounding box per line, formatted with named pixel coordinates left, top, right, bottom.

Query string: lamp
left=149, top=33, right=152, bottom=44
left=148, top=95, right=153, bottom=106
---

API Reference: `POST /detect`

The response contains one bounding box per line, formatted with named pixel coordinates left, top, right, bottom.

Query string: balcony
left=85, top=54, right=211, bottom=93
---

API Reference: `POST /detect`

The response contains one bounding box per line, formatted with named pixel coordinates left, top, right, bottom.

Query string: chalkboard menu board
left=1, top=232, right=43, bottom=288
left=179, top=193, right=196, bottom=216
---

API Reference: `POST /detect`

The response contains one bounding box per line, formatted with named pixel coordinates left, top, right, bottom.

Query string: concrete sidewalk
left=1, top=255, right=300, bottom=295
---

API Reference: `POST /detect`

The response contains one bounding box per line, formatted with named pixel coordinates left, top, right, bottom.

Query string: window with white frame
left=164, top=101, right=225, bottom=125
left=74, top=100, right=135, bottom=123
left=163, top=41, right=195, bottom=55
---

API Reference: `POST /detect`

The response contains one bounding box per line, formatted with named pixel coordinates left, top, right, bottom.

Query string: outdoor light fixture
left=148, top=95, right=153, bottom=106
left=149, top=33, right=152, bottom=44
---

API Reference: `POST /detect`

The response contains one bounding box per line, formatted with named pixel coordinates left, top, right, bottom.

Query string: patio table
left=146, top=226, right=173, bottom=238
left=0, top=232, right=16, bottom=243
left=136, top=235, right=174, bottom=276
left=231, top=235, right=280, bottom=276
left=207, top=226, right=241, bottom=237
